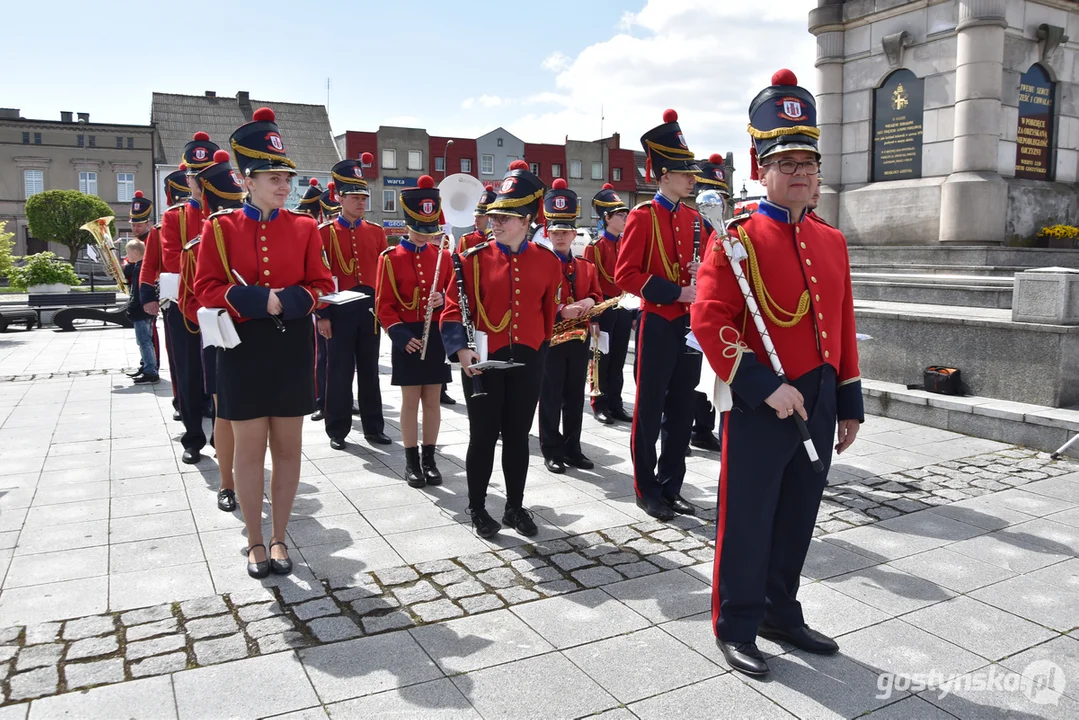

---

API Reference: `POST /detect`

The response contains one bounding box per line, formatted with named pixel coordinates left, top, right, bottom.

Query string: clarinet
left=451, top=253, right=486, bottom=397
left=686, top=218, right=702, bottom=354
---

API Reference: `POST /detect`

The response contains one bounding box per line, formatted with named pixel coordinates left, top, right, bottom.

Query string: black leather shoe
left=544, top=457, right=566, bottom=474
left=134, top=373, right=160, bottom=384
left=217, top=488, right=237, bottom=512
left=269, top=540, right=293, bottom=576
left=440, top=390, right=456, bottom=406
left=757, top=623, right=839, bottom=655
left=565, top=453, right=594, bottom=470
left=665, top=495, right=696, bottom=515
left=636, top=496, right=675, bottom=521
left=404, top=447, right=425, bottom=488
left=502, top=506, right=538, bottom=537
left=719, top=640, right=769, bottom=676
left=421, top=445, right=442, bottom=486
left=172, top=410, right=182, bottom=421
left=691, top=432, right=723, bottom=452
left=609, top=407, right=633, bottom=423
left=311, top=409, right=324, bottom=422
left=330, top=437, right=347, bottom=451
left=365, top=432, right=392, bottom=445
left=685, top=446, right=692, bottom=457
left=247, top=544, right=270, bottom=579
left=351, top=403, right=361, bottom=415
left=593, top=410, right=614, bottom=425
left=469, top=508, right=501, bottom=538
left=182, top=448, right=200, bottom=465
left=126, top=367, right=144, bottom=378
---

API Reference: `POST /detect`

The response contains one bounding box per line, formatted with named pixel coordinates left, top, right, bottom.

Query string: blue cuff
left=276, top=286, right=314, bottom=321
left=441, top=322, right=467, bottom=358
left=730, top=353, right=784, bottom=410
left=838, top=379, right=865, bottom=422
left=226, top=285, right=270, bottom=319
left=386, top=323, right=416, bottom=352
left=640, top=276, right=682, bottom=305
left=139, top=283, right=158, bottom=306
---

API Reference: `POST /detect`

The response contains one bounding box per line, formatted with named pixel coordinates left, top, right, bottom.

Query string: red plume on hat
left=709, top=153, right=723, bottom=164
left=772, top=68, right=798, bottom=86
left=418, top=175, right=435, bottom=189
left=602, top=183, right=614, bottom=190
left=509, top=160, right=529, bottom=171
left=193, top=131, right=210, bottom=141
left=213, top=149, right=231, bottom=164
left=309, top=177, right=319, bottom=186
left=134, top=190, right=144, bottom=199
left=360, top=152, right=374, bottom=165
left=252, top=107, right=275, bottom=122
left=552, top=178, right=567, bottom=189
left=327, top=181, right=336, bottom=202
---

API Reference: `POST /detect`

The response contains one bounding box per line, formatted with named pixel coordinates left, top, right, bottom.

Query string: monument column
left=809, top=1, right=846, bottom=227
left=939, top=0, right=1008, bottom=244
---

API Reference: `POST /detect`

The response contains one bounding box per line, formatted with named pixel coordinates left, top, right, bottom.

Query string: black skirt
left=202, top=345, right=218, bottom=396
left=217, top=316, right=315, bottom=420
left=391, top=321, right=451, bottom=386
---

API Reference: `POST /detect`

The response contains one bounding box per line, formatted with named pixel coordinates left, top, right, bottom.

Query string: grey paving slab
left=904, top=595, right=1058, bottom=661
left=534, top=500, right=635, bottom=536
left=174, top=652, right=318, bottom=720
left=12, top=520, right=109, bottom=556
left=386, top=524, right=492, bottom=566
left=948, top=531, right=1072, bottom=574
left=1001, top=517, right=1079, bottom=555
left=409, top=609, right=554, bottom=675
left=325, top=678, right=481, bottom=719
left=285, top=514, right=379, bottom=549
left=298, top=536, right=406, bottom=584
left=801, top=537, right=879, bottom=580
left=26, top=675, right=176, bottom=720
left=108, top=490, right=190, bottom=519
left=824, top=564, right=956, bottom=616
left=262, top=708, right=330, bottom=720
left=985, top=488, right=1076, bottom=517
left=862, top=695, right=968, bottom=719
left=1022, top=474, right=1079, bottom=503
left=840, top=619, right=990, bottom=680
left=1049, top=506, right=1079, bottom=528
left=928, top=494, right=1041, bottom=531
left=1026, top=557, right=1079, bottom=593
left=601, top=568, right=711, bottom=623
left=793, top=581, right=892, bottom=639
left=108, top=510, right=197, bottom=544
left=999, top=635, right=1079, bottom=702
left=109, top=535, right=205, bottom=574
left=510, top=588, right=650, bottom=650
left=629, top=674, right=795, bottom=720
left=3, top=546, right=107, bottom=589
left=923, top=667, right=1079, bottom=719
left=969, top=575, right=1079, bottom=633
left=299, top=631, right=444, bottom=703
left=22, top=499, right=109, bottom=529
left=887, top=546, right=1018, bottom=594
left=0, top=576, right=108, bottom=625
left=108, top=562, right=215, bottom=611
left=449, top=652, right=617, bottom=720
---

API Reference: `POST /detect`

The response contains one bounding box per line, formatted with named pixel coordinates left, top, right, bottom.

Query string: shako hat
left=748, top=69, right=819, bottom=179
left=640, top=109, right=699, bottom=182
left=165, top=167, right=191, bottom=205
left=695, top=153, right=731, bottom=196
left=486, top=160, right=545, bottom=220
left=183, top=131, right=219, bottom=174
left=229, top=107, right=297, bottom=176
left=543, top=179, right=578, bottom=231
left=296, top=178, right=323, bottom=218
left=198, top=150, right=246, bottom=213
left=591, top=183, right=629, bottom=218
left=400, top=175, right=443, bottom=235
left=331, top=153, right=375, bottom=196
left=129, top=191, right=153, bottom=222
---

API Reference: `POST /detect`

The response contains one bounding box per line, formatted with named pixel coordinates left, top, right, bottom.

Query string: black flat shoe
left=172, top=410, right=182, bottom=422
left=609, top=408, right=633, bottom=423
left=126, top=367, right=144, bottom=378
left=247, top=544, right=270, bottom=579
left=593, top=410, right=614, bottom=425
left=544, top=457, right=566, bottom=474
left=719, top=640, right=769, bottom=676
left=665, top=495, right=696, bottom=515
left=182, top=448, right=200, bottom=465
left=311, top=409, right=324, bottom=422
left=365, top=432, right=392, bottom=445
left=330, top=437, right=346, bottom=451
left=440, top=390, right=456, bottom=406
left=757, top=623, right=839, bottom=655
left=217, top=488, right=237, bottom=512
left=564, top=454, right=594, bottom=470
left=133, top=373, right=160, bottom=384
left=351, top=403, right=361, bottom=416
left=636, top=496, right=675, bottom=521
left=268, top=540, right=293, bottom=576
left=469, top=508, right=501, bottom=538
left=502, top=506, right=538, bottom=537
left=691, top=432, right=723, bottom=452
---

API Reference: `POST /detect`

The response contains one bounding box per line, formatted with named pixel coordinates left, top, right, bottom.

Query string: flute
left=420, top=235, right=449, bottom=360
left=451, top=253, right=485, bottom=397
left=232, top=270, right=285, bottom=332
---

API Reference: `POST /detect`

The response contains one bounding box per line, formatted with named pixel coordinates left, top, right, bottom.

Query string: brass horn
left=80, top=215, right=128, bottom=294
left=438, top=173, right=486, bottom=228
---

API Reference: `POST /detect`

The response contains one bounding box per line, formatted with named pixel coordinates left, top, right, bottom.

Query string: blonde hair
left=126, top=238, right=145, bottom=256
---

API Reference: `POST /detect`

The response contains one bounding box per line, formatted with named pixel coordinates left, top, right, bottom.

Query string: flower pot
left=27, top=283, right=73, bottom=294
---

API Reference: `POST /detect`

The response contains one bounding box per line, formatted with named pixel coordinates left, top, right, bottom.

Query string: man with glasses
left=691, top=70, right=863, bottom=677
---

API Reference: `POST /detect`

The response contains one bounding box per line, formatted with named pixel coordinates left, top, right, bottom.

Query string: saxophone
left=550, top=293, right=625, bottom=345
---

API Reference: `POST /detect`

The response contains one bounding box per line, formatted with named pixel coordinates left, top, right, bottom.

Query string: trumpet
left=588, top=322, right=603, bottom=397
left=550, top=293, right=625, bottom=344
left=79, top=215, right=128, bottom=294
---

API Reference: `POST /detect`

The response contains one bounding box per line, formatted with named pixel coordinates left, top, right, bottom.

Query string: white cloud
left=541, top=51, right=570, bottom=72
left=478, top=95, right=504, bottom=108
left=460, top=98, right=474, bottom=110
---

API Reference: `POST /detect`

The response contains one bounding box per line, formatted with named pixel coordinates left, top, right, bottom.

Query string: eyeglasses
left=488, top=216, right=515, bottom=225
left=763, top=159, right=821, bottom=175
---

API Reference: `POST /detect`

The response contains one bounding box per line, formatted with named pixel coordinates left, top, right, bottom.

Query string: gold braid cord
left=212, top=219, right=232, bottom=279
left=486, top=188, right=544, bottom=211
left=471, top=253, right=510, bottom=333
left=177, top=207, right=199, bottom=334
left=746, top=123, right=821, bottom=140
left=382, top=252, right=419, bottom=312
left=735, top=225, right=810, bottom=328
left=329, top=225, right=357, bottom=276
left=648, top=207, right=680, bottom=282
left=230, top=141, right=297, bottom=168
left=593, top=246, right=615, bottom=284
left=401, top=204, right=439, bottom=224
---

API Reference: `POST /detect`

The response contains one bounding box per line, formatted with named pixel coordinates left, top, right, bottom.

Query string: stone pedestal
left=1012, top=267, right=1079, bottom=325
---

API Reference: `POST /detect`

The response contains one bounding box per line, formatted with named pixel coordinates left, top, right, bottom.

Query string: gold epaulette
left=632, top=200, right=650, bottom=211
left=724, top=212, right=753, bottom=232
left=462, top=241, right=489, bottom=259
left=318, top=219, right=334, bottom=230
left=284, top=208, right=312, bottom=218
left=165, top=202, right=185, bottom=213
left=183, top=237, right=201, bottom=251
left=207, top=207, right=239, bottom=220
left=379, top=246, right=394, bottom=256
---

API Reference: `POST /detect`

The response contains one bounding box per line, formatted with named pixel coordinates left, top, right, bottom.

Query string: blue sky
left=4, top=0, right=817, bottom=192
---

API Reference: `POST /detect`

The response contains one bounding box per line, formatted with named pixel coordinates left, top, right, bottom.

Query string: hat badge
left=780, top=98, right=806, bottom=121
left=266, top=133, right=284, bottom=152
left=676, top=132, right=687, bottom=149
left=353, top=167, right=364, bottom=178
left=193, top=148, right=208, bottom=161
left=230, top=170, right=244, bottom=187
left=714, top=169, right=725, bottom=181
left=553, top=196, right=567, bottom=210
left=499, top=177, right=517, bottom=194
left=420, top=199, right=435, bottom=215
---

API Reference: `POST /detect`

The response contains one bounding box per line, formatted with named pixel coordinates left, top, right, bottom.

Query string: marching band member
left=440, top=161, right=560, bottom=538
left=194, top=107, right=334, bottom=579
left=317, top=155, right=391, bottom=450
left=295, top=178, right=327, bottom=421
left=691, top=70, right=862, bottom=675
left=320, top=182, right=341, bottom=222
left=296, top=177, right=323, bottom=219
left=455, top=184, right=495, bottom=254
left=538, top=179, right=601, bottom=473
left=584, top=183, right=632, bottom=424
left=126, top=192, right=158, bottom=383
left=614, top=109, right=703, bottom=522
left=376, top=176, right=451, bottom=487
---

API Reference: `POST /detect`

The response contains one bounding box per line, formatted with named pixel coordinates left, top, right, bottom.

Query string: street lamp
left=442, top=139, right=453, bottom=175
left=740, top=182, right=748, bottom=201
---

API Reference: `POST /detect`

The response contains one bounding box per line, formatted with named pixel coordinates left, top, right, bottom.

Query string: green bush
left=0, top=221, right=13, bottom=280
left=7, top=252, right=82, bottom=291
left=24, top=190, right=115, bottom=261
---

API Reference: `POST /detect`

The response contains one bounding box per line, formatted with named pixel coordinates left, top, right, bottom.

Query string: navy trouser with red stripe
left=712, top=365, right=836, bottom=642
left=163, top=304, right=206, bottom=451
left=630, top=311, right=701, bottom=503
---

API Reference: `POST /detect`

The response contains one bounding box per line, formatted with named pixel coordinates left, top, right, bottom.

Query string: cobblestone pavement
left=0, top=326, right=1077, bottom=718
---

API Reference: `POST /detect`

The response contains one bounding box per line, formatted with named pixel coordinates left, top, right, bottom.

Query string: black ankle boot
left=404, top=446, right=424, bottom=488
left=421, top=445, right=442, bottom=486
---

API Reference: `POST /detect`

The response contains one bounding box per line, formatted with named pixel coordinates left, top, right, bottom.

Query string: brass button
left=805, top=259, right=812, bottom=266
left=261, top=246, right=268, bottom=252
left=515, top=313, right=519, bottom=318
left=818, top=312, right=823, bottom=320
left=675, top=227, right=680, bottom=232
left=815, top=294, right=821, bottom=302
left=800, top=242, right=806, bottom=249
left=263, top=270, right=270, bottom=276
left=821, top=331, right=828, bottom=339
left=260, top=236, right=267, bottom=241
left=515, top=301, right=519, bottom=306
left=513, top=324, right=518, bottom=329
left=514, top=277, right=520, bottom=282
left=795, top=227, right=800, bottom=233
left=825, top=350, right=830, bottom=358
left=263, top=257, right=269, bottom=263
left=261, top=224, right=266, bottom=229
left=515, top=289, right=520, bottom=295
left=811, top=276, right=817, bottom=283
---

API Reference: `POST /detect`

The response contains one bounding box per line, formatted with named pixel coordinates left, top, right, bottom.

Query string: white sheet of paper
left=321, top=290, right=368, bottom=305
left=475, top=330, right=489, bottom=363
left=618, top=295, right=641, bottom=311
left=685, top=330, right=703, bottom=353
left=471, top=360, right=524, bottom=371
left=159, top=273, right=180, bottom=302
left=591, top=331, right=610, bottom=355
left=197, top=307, right=241, bottom=349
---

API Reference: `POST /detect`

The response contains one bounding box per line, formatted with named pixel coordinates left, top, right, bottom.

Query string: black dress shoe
left=126, top=367, right=144, bottom=378
left=593, top=410, right=614, bottom=425
left=217, top=488, right=237, bottom=512
left=365, top=432, right=392, bottom=445
left=269, top=540, right=293, bottom=576
left=564, top=453, right=594, bottom=470
left=247, top=544, right=270, bottom=579
left=182, top=448, right=200, bottom=464
left=502, top=506, right=538, bottom=537
left=330, top=437, right=347, bottom=451
left=609, top=407, right=633, bottom=423
left=311, top=409, right=324, bottom=422
left=134, top=373, right=160, bottom=384
left=664, top=495, right=696, bottom=515
left=440, top=390, right=456, bottom=406
left=636, top=496, right=675, bottom=521
left=469, top=508, right=501, bottom=538
left=691, top=432, right=723, bottom=452
left=718, top=640, right=769, bottom=676
left=544, top=457, right=566, bottom=474
left=172, top=410, right=182, bottom=422
left=757, top=623, right=839, bottom=655
left=351, top=403, right=361, bottom=415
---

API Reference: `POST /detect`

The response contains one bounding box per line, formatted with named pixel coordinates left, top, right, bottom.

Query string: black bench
left=26, top=292, right=132, bottom=331
left=0, top=308, right=36, bottom=332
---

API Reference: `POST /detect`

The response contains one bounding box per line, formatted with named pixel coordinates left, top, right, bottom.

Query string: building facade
left=0, top=109, right=154, bottom=255
left=476, top=128, right=526, bottom=186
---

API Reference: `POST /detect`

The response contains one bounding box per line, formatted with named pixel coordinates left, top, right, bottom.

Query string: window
left=434, top=157, right=445, bottom=172
left=460, top=158, right=472, bottom=173
left=79, top=171, right=97, bottom=195
left=127, top=137, right=134, bottom=149
left=530, top=162, right=540, bottom=175
left=569, top=160, right=583, bottom=179
left=77, top=134, right=84, bottom=147
left=505, top=156, right=519, bottom=170
left=117, top=172, right=135, bottom=202
left=407, top=150, right=423, bottom=171
left=480, top=154, right=494, bottom=174
left=551, top=163, right=562, bottom=178
left=24, top=170, right=43, bottom=198
left=497, top=138, right=503, bottom=147
left=591, top=162, right=603, bottom=180
left=613, top=167, right=622, bottom=182
left=382, top=189, right=396, bottom=213
left=88, top=135, right=96, bottom=148
left=34, top=133, right=41, bottom=144
left=116, top=136, right=123, bottom=149
left=21, top=132, right=29, bottom=144
left=382, top=149, right=397, bottom=169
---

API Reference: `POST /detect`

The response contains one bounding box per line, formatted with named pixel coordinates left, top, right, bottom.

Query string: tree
left=0, top=221, right=13, bottom=281
left=24, top=190, right=116, bottom=261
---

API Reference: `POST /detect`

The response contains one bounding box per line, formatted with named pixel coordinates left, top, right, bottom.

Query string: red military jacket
left=555, top=253, right=602, bottom=314
left=614, top=193, right=701, bottom=321
left=441, top=240, right=561, bottom=357
left=159, top=200, right=206, bottom=274
left=138, top=224, right=163, bottom=306
left=319, top=215, right=386, bottom=292
left=690, top=199, right=863, bottom=420
left=456, top=229, right=488, bottom=255
left=583, top=230, right=622, bottom=299
left=376, top=239, right=452, bottom=347
left=177, top=236, right=202, bottom=326
left=194, top=204, right=334, bottom=324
